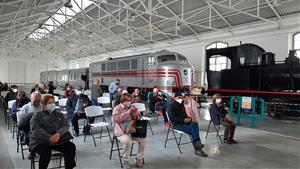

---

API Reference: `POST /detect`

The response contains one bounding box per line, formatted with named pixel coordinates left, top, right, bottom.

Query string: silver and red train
left=40, top=50, right=195, bottom=94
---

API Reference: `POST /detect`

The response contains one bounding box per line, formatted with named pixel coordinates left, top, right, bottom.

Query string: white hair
left=31, top=91, right=41, bottom=99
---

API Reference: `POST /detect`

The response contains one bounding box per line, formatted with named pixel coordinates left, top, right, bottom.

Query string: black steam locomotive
left=206, top=43, right=300, bottom=118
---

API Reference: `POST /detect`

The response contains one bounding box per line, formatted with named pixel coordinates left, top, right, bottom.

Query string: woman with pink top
left=183, top=94, right=201, bottom=125
left=112, top=93, right=146, bottom=169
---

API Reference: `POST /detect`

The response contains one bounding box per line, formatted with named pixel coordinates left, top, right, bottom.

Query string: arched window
left=293, top=32, right=300, bottom=57
left=206, top=42, right=230, bottom=71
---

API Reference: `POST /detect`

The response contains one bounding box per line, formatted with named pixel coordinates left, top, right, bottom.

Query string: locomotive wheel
left=267, top=99, right=286, bottom=119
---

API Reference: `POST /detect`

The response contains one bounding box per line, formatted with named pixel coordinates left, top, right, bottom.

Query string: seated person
left=64, top=85, right=74, bottom=98
left=66, top=86, right=94, bottom=137
left=17, top=91, right=42, bottom=145
left=112, top=93, right=145, bottom=169
left=183, top=94, right=201, bottom=125
left=42, top=85, right=50, bottom=94
left=11, top=90, right=30, bottom=122
left=114, top=87, right=123, bottom=106
left=131, top=88, right=141, bottom=103
left=5, top=85, right=18, bottom=103
left=30, top=95, right=76, bottom=169
left=209, top=94, right=237, bottom=144
left=167, top=93, right=207, bottom=157
left=91, top=79, right=103, bottom=106
left=148, top=87, right=168, bottom=124
left=31, top=84, right=43, bottom=94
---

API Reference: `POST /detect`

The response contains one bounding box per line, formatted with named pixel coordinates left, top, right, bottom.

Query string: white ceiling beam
left=265, top=0, right=282, bottom=20
left=206, top=0, right=279, bottom=25
left=206, top=1, right=233, bottom=29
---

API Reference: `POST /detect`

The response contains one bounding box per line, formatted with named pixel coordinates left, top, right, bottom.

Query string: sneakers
left=135, top=157, right=144, bottom=167
left=227, top=139, right=238, bottom=144
left=123, top=160, right=131, bottom=169
left=195, top=150, right=208, bottom=157
left=193, top=140, right=204, bottom=150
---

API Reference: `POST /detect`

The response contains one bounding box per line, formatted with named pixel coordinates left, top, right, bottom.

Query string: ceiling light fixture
left=129, top=12, right=136, bottom=21
left=64, top=0, right=73, bottom=8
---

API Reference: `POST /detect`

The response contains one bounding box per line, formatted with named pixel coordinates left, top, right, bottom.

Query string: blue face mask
left=47, top=103, right=56, bottom=112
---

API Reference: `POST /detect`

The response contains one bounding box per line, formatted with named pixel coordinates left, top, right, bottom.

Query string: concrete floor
left=0, top=108, right=299, bottom=169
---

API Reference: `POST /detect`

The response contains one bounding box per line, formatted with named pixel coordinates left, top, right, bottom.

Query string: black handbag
left=131, top=119, right=148, bottom=138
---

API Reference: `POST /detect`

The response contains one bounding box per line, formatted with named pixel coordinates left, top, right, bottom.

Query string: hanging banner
left=241, top=97, right=252, bottom=110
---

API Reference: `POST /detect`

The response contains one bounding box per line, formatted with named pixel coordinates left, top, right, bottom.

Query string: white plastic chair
left=8, top=100, right=16, bottom=109
left=84, top=106, right=112, bottom=146
left=58, top=98, right=68, bottom=114
left=132, top=103, right=154, bottom=135
left=54, top=96, right=59, bottom=103
left=97, top=97, right=112, bottom=111
left=103, top=93, right=110, bottom=98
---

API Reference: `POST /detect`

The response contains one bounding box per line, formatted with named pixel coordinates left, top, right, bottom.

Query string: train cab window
left=293, top=32, right=300, bottom=57
left=177, top=54, right=188, bottom=64
left=209, top=56, right=231, bottom=71
left=102, top=63, right=106, bottom=71
left=148, top=57, right=156, bottom=66
left=206, top=42, right=228, bottom=49
left=131, top=59, right=138, bottom=69
left=157, top=55, right=176, bottom=63
left=118, top=61, right=130, bottom=70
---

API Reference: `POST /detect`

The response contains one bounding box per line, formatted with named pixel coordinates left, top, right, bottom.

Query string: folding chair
left=132, top=103, right=154, bottom=135
left=30, top=150, right=64, bottom=169
left=103, top=93, right=110, bottom=98
left=164, top=111, right=193, bottom=154
left=84, top=106, right=112, bottom=146
left=58, top=98, right=68, bottom=115
left=97, top=97, right=112, bottom=119
left=205, top=121, right=223, bottom=143
left=7, top=100, right=16, bottom=131
left=16, top=129, right=30, bottom=159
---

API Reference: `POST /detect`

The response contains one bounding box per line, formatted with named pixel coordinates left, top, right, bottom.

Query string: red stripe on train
left=208, top=89, right=300, bottom=96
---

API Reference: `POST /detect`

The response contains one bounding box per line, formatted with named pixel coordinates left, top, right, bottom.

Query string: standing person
left=109, top=79, right=120, bottom=101
left=66, top=86, right=94, bottom=137
left=30, top=95, right=76, bottom=169
left=91, top=79, right=103, bottom=106
left=167, top=93, right=208, bottom=157
left=48, top=81, right=56, bottom=95
left=209, top=93, right=237, bottom=144
left=114, top=87, right=123, bottom=106
left=112, top=93, right=146, bottom=169
left=131, top=88, right=141, bottom=103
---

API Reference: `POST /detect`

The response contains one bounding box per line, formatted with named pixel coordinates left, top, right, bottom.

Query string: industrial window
left=107, top=62, right=117, bottom=71
left=148, top=57, right=156, bottom=66
left=206, top=41, right=228, bottom=49
left=206, top=42, right=230, bottom=71
left=293, top=32, right=300, bottom=58
left=101, top=63, right=106, bottom=71
left=75, top=63, right=79, bottom=69
left=131, top=59, right=138, bottom=69
left=118, top=61, right=130, bottom=70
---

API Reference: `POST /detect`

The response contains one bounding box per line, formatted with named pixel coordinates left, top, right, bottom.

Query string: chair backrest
left=54, top=96, right=59, bottom=103
left=97, top=96, right=110, bottom=104
left=85, top=105, right=104, bottom=117
left=8, top=100, right=16, bottom=109
left=132, top=103, right=146, bottom=112
left=58, top=98, right=68, bottom=107
left=103, top=93, right=110, bottom=98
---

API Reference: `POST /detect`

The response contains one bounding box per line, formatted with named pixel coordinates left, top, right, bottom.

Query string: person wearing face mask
left=209, top=93, right=237, bottom=144
left=148, top=87, right=168, bottom=125
left=183, top=93, right=201, bottom=125
left=131, top=88, right=141, bottom=103
left=5, top=85, right=18, bottom=103
left=17, top=91, right=42, bottom=147
left=30, top=95, right=76, bottom=169
left=109, top=79, right=121, bottom=101
left=11, top=90, right=30, bottom=122
left=167, top=92, right=208, bottom=157
left=112, top=93, right=146, bottom=169
left=66, top=86, right=94, bottom=137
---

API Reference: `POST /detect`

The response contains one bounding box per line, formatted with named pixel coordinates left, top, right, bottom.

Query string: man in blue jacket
left=66, top=86, right=94, bottom=137
left=108, top=79, right=120, bottom=102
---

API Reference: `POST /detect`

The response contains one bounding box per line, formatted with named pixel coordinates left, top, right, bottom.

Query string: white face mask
left=13, top=89, right=18, bottom=93
left=176, top=99, right=183, bottom=104
left=216, top=98, right=222, bottom=104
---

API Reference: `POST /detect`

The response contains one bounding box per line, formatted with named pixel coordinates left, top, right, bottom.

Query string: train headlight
left=183, top=69, right=188, bottom=76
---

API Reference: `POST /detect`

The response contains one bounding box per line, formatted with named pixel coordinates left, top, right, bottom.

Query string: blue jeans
left=174, top=122, right=200, bottom=142
left=92, top=99, right=98, bottom=106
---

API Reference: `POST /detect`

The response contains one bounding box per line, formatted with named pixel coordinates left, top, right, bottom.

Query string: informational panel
left=241, top=96, right=252, bottom=110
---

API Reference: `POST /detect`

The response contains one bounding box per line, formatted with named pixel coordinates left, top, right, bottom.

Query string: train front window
left=157, top=55, right=176, bottom=63
left=209, top=56, right=231, bottom=71
left=177, top=54, right=188, bottom=64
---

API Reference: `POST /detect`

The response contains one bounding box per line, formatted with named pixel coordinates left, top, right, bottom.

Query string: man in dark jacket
left=91, top=79, right=103, bottom=105
left=209, top=93, right=237, bottom=144
left=66, top=86, right=94, bottom=137
left=167, top=93, right=207, bottom=157
left=5, top=85, right=18, bottom=103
